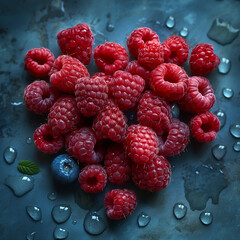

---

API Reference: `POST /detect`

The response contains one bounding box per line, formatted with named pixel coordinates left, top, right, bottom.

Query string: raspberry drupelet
left=92, top=72, right=113, bottom=89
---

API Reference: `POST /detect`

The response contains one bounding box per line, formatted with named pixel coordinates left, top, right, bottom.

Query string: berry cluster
left=23, top=24, right=220, bottom=220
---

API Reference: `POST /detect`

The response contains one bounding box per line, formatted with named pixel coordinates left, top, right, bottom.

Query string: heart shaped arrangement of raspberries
left=23, top=24, right=220, bottom=220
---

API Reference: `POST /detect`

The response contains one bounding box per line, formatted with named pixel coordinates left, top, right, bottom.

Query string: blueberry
left=51, top=154, right=80, bottom=184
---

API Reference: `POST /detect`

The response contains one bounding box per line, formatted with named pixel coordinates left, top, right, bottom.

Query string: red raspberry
left=78, top=164, right=107, bottom=193
left=190, top=112, right=220, bottom=142
left=24, top=48, right=54, bottom=77
left=110, top=70, right=145, bottom=111
left=65, top=127, right=104, bottom=164
left=138, top=41, right=164, bottom=70
left=150, top=63, right=188, bottom=101
left=57, top=23, right=94, bottom=65
left=137, top=90, right=172, bottom=135
left=178, top=76, right=215, bottom=113
left=132, top=155, right=171, bottom=192
left=189, top=43, right=220, bottom=76
left=125, top=124, right=159, bottom=164
left=104, top=144, right=131, bottom=185
left=75, top=77, right=108, bottom=117
left=24, top=80, right=59, bottom=114
left=127, top=27, right=160, bottom=58
left=48, top=96, right=82, bottom=136
left=104, top=189, right=137, bottom=219
left=158, top=119, right=189, bottom=156
left=93, top=42, right=129, bottom=75
left=92, top=72, right=113, bottom=89
left=161, top=35, right=189, bottom=65
left=93, top=100, right=128, bottom=143
left=33, top=123, right=64, bottom=154
left=49, top=55, right=89, bottom=94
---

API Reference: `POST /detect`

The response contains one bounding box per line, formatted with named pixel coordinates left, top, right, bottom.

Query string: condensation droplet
left=26, top=137, right=33, bottom=144
left=199, top=211, right=213, bottom=225
left=195, top=170, right=200, bottom=175
left=171, top=104, right=180, bottom=118
left=165, top=16, right=175, bottom=29
left=53, top=226, right=68, bottom=240
left=3, top=146, right=17, bottom=164
left=173, top=203, right=187, bottom=219
left=84, top=211, right=106, bottom=235
left=222, top=88, right=234, bottom=99
left=137, top=212, right=151, bottom=227
left=106, top=23, right=115, bottom=32
left=72, top=219, right=77, bottom=225
left=229, top=124, right=240, bottom=138
left=213, top=110, right=226, bottom=129
left=233, top=142, right=240, bottom=152
left=218, top=57, right=231, bottom=74
left=26, top=206, right=42, bottom=221
left=48, top=192, right=57, bottom=201
left=179, top=27, right=189, bottom=37
left=51, top=204, right=71, bottom=224
left=26, top=232, right=36, bottom=240
left=212, top=144, right=227, bottom=160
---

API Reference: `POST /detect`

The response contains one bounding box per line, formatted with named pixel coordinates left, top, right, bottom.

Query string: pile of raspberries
left=23, top=24, right=220, bottom=220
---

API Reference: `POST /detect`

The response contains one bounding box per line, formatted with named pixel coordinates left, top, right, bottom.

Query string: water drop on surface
left=84, top=211, right=106, bottom=235
left=3, top=146, right=17, bottom=164
left=137, top=212, right=151, bottom=227
left=26, top=137, right=33, bottom=144
left=195, top=170, right=200, bottom=175
left=48, top=192, right=57, bottom=201
left=212, top=144, right=227, bottom=160
left=229, top=124, right=240, bottom=138
left=222, top=88, right=234, bottom=99
left=199, top=211, right=213, bottom=225
left=233, top=142, right=240, bottom=152
left=218, top=57, right=231, bottom=74
left=26, top=232, right=36, bottom=240
left=171, top=104, right=180, bottom=118
left=106, top=23, right=115, bottom=32
left=213, top=110, right=226, bottom=129
left=173, top=203, right=187, bottom=219
left=72, top=219, right=77, bottom=225
left=26, top=206, right=42, bottom=221
left=165, top=16, right=175, bottom=29
left=179, top=27, right=189, bottom=37
left=5, top=175, right=34, bottom=197
left=52, top=204, right=71, bottom=223
left=53, top=226, right=68, bottom=240
left=11, top=101, right=23, bottom=106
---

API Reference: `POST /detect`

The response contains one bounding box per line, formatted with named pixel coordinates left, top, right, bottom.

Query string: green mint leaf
left=17, top=160, right=40, bottom=175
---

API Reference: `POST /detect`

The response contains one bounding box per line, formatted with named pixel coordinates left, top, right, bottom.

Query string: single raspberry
left=75, top=77, right=108, bottom=117
left=33, top=123, right=64, bottom=154
left=57, top=23, right=94, bottom=65
left=137, top=90, right=172, bottom=135
left=127, top=27, right=160, bottom=58
left=49, top=55, right=89, bottom=94
left=48, top=96, right=82, bottom=136
left=124, top=124, right=159, bottom=164
left=104, top=144, right=131, bottom=185
left=190, top=112, right=220, bottom=142
left=150, top=63, right=188, bottom=101
left=104, top=189, right=137, bottom=219
left=94, top=42, right=129, bottom=75
left=161, top=35, right=189, bottom=65
left=92, top=72, right=113, bottom=89
left=138, top=41, right=164, bottom=70
left=24, top=47, right=54, bottom=77
left=178, top=76, right=215, bottom=113
left=189, top=43, right=220, bottom=76
left=132, top=155, right=171, bottom=192
left=92, top=100, right=128, bottom=143
left=158, top=119, right=190, bottom=156
left=78, top=164, right=107, bottom=193
left=65, top=127, right=104, bottom=164
left=24, top=80, right=59, bottom=114
left=110, top=70, right=145, bottom=110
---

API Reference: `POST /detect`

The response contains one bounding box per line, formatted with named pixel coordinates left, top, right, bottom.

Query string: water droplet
left=222, top=88, right=234, bottom=99
left=195, top=170, right=200, bottom=175
left=171, top=104, right=180, bottom=118
left=173, top=203, right=187, bottom=219
left=207, top=18, right=239, bottom=45
left=48, top=192, right=57, bottom=201
left=218, top=57, right=231, bottom=74
left=5, top=175, right=34, bottom=197
left=26, top=206, right=42, bottom=221
left=106, top=23, right=115, bottom=32
left=212, top=144, right=227, bottom=160
left=72, top=220, right=77, bottom=225
left=165, top=16, right=175, bottom=29
left=26, top=137, right=33, bottom=144
left=213, top=110, right=226, bottom=129
left=179, top=27, right=189, bottom=38
left=84, top=211, right=106, bottom=235
left=229, top=124, right=240, bottom=138
left=11, top=101, right=23, bottom=106
left=137, top=212, right=151, bottom=227
left=3, top=146, right=17, bottom=164
left=53, top=226, right=68, bottom=240
left=52, top=204, right=71, bottom=223
left=199, top=211, right=213, bottom=225
left=26, top=232, right=36, bottom=240
left=233, top=142, right=240, bottom=152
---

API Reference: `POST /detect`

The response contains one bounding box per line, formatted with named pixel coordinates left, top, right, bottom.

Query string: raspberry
left=104, top=144, right=131, bottom=185
left=24, top=47, right=54, bottom=77
left=49, top=55, right=89, bottom=94
left=132, top=155, right=171, bottom=192
left=127, top=27, right=160, bottom=58
left=178, top=76, right=215, bottom=113
left=161, top=35, right=189, bottom=66
left=24, top=80, right=59, bottom=114
left=189, top=43, right=220, bottom=76
left=33, top=123, right=64, bottom=154
left=124, top=124, right=159, bottom=164
left=150, top=63, right=188, bottom=101
left=158, top=119, right=189, bottom=156
left=57, top=23, right=94, bottom=65
left=75, top=77, right=108, bottom=117
left=92, top=72, right=113, bottom=89
left=93, top=100, right=128, bottom=143
left=48, top=96, right=82, bottom=136
left=137, top=90, right=172, bottom=135
left=138, top=41, right=164, bottom=70
left=78, top=164, right=107, bottom=193
left=65, top=127, right=104, bottom=164
left=94, top=42, right=129, bottom=75
left=104, top=189, right=137, bottom=219
left=190, top=112, right=220, bottom=142
left=110, top=70, right=145, bottom=110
